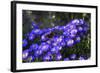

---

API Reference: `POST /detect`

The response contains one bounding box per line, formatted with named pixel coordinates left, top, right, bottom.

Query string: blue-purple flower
left=64, top=58, right=70, bottom=61
left=22, top=49, right=29, bottom=59
left=75, top=36, right=81, bottom=43
left=23, top=39, right=28, bottom=47
left=28, top=33, right=35, bottom=40
left=71, top=19, right=79, bottom=24
left=43, top=54, right=51, bottom=61
left=31, top=22, right=39, bottom=29
left=66, top=39, right=74, bottom=47
left=29, top=44, right=38, bottom=51
left=79, top=56, right=85, bottom=60
left=34, top=49, right=43, bottom=57
left=70, top=29, right=78, bottom=38
left=79, top=19, right=84, bottom=24
left=31, top=29, right=43, bottom=35
left=39, top=43, right=50, bottom=52
left=50, top=46, right=59, bottom=53
left=55, top=53, right=62, bottom=60
left=70, top=54, right=77, bottom=60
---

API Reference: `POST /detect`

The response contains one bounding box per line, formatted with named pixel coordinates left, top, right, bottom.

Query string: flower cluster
left=22, top=19, right=89, bottom=62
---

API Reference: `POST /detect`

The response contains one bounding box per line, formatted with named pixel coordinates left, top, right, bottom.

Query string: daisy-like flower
left=41, top=35, right=46, bottom=41
left=50, top=46, right=59, bottom=54
left=22, top=49, right=29, bottom=59
left=39, top=43, right=49, bottom=52
left=78, top=26, right=83, bottom=32
left=34, top=49, right=43, bottom=57
left=55, top=37, right=62, bottom=43
left=70, top=29, right=78, bottom=38
left=52, top=42, right=58, bottom=46
left=60, top=40, right=66, bottom=46
left=56, top=46, right=62, bottom=51
left=66, top=39, right=74, bottom=47
left=75, top=36, right=81, bottom=43
left=71, top=19, right=80, bottom=24
left=46, top=40, right=52, bottom=44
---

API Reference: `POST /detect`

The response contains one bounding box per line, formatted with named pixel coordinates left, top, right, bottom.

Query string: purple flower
left=70, top=29, right=78, bottom=38
left=28, top=33, right=35, bottom=40
left=52, top=36, right=63, bottom=45
left=23, top=39, right=28, bottom=47
left=71, top=19, right=79, bottom=24
left=43, top=55, right=51, bottom=61
left=39, top=43, right=49, bottom=52
left=83, top=26, right=89, bottom=32
left=41, top=31, right=51, bottom=41
left=29, top=44, right=38, bottom=51
left=22, top=49, right=29, bottom=59
left=79, top=55, right=88, bottom=60
left=64, top=58, right=70, bottom=61
left=54, top=26, right=60, bottom=30
left=79, top=19, right=84, bottom=24
left=31, top=22, right=38, bottom=29
left=75, top=36, right=81, bottom=43
left=34, top=49, right=43, bottom=57
left=42, top=29, right=48, bottom=33
left=66, top=39, right=74, bottom=47
left=55, top=36, right=64, bottom=43
left=52, top=42, right=58, bottom=46
left=27, top=55, right=35, bottom=62
left=50, top=47, right=59, bottom=53
left=47, top=52, right=53, bottom=60
left=60, top=40, right=66, bottom=46
left=32, top=29, right=42, bottom=35
left=63, top=31, right=70, bottom=36
left=47, top=52, right=52, bottom=55
left=79, top=56, right=85, bottom=60
left=78, top=26, right=83, bottom=32
left=60, top=26, right=67, bottom=30
left=56, top=46, right=62, bottom=51
left=70, top=54, right=77, bottom=60
left=69, top=24, right=76, bottom=29
left=41, top=35, right=47, bottom=41
left=31, top=56, right=35, bottom=61
left=55, top=53, right=62, bottom=60
left=46, top=40, right=52, bottom=44
left=47, top=28, right=54, bottom=31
